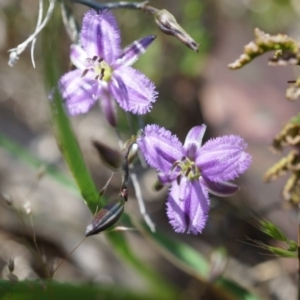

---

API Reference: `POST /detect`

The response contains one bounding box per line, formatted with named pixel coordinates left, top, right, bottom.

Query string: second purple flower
left=59, top=9, right=158, bottom=126
left=137, top=124, right=252, bottom=235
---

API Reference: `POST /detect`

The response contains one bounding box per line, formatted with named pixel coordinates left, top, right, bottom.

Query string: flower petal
left=114, top=35, right=156, bottom=68
left=108, top=73, right=129, bottom=109
left=183, top=125, right=206, bottom=159
left=113, top=67, right=158, bottom=114
left=137, top=124, right=183, bottom=173
left=201, top=176, right=239, bottom=197
left=166, top=179, right=209, bottom=234
left=59, top=69, right=98, bottom=115
left=81, top=9, right=120, bottom=64
left=99, top=86, right=118, bottom=127
left=196, top=135, right=252, bottom=182
left=70, top=44, right=87, bottom=69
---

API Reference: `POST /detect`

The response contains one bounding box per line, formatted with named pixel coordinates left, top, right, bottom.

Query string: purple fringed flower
left=59, top=9, right=158, bottom=126
left=137, top=124, right=252, bottom=234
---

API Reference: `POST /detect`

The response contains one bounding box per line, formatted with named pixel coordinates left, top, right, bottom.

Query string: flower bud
left=153, top=9, right=199, bottom=52
left=152, top=179, right=164, bottom=191
left=92, top=140, right=123, bottom=170
left=8, top=257, right=14, bottom=273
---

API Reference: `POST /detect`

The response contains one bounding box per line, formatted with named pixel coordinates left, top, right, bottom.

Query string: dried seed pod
left=85, top=142, right=135, bottom=236
left=85, top=198, right=125, bottom=236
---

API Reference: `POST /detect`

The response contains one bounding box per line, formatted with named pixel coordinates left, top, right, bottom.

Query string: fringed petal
left=167, top=179, right=209, bottom=234
left=81, top=9, right=121, bottom=63
left=59, top=69, right=98, bottom=115
left=113, top=67, right=158, bottom=114
left=196, top=135, right=252, bottom=182
left=137, top=124, right=183, bottom=173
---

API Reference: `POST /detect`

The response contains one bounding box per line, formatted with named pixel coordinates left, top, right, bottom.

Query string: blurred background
left=0, top=0, right=300, bottom=299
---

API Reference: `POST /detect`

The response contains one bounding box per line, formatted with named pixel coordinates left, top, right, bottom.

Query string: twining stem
left=31, top=0, right=44, bottom=68
left=8, top=0, right=56, bottom=67
left=71, top=0, right=149, bottom=10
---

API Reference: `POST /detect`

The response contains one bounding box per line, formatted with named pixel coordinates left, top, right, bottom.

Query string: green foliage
left=216, top=278, right=262, bottom=300
left=0, top=280, right=155, bottom=300
left=249, top=220, right=297, bottom=258
left=259, top=220, right=288, bottom=242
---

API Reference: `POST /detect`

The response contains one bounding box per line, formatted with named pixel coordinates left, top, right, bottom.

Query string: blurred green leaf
left=134, top=219, right=262, bottom=300
left=259, top=220, right=288, bottom=242
left=216, top=278, right=262, bottom=300
left=0, top=279, right=155, bottom=300
left=267, top=245, right=297, bottom=258
left=0, top=132, right=78, bottom=192
left=137, top=220, right=209, bottom=279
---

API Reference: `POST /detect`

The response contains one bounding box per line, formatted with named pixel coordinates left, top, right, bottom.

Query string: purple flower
left=59, top=9, right=158, bottom=126
left=137, top=124, right=251, bottom=234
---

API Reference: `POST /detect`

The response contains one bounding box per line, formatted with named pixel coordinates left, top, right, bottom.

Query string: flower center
left=82, top=56, right=113, bottom=82
left=173, top=156, right=200, bottom=181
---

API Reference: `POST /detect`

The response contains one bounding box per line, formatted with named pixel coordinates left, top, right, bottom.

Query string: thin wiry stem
left=31, top=0, right=44, bottom=68
left=71, top=0, right=149, bottom=10
left=8, top=0, right=56, bottom=67
left=61, top=0, right=80, bottom=43
left=114, top=128, right=156, bottom=232
left=14, top=208, right=50, bottom=278
left=130, top=171, right=156, bottom=232
left=52, top=238, right=86, bottom=276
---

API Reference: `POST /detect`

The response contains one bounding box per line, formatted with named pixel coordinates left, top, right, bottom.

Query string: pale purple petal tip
left=59, top=69, right=98, bottom=115
left=113, top=67, right=158, bottom=114
left=184, top=125, right=207, bottom=159
left=114, top=35, right=156, bottom=68
left=137, top=124, right=183, bottom=173
left=166, top=180, right=209, bottom=235
left=70, top=44, right=87, bottom=69
left=81, top=9, right=121, bottom=63
left=196, top=135, right=252, bottom=182
left=201, top=176, right=239, bottom=197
